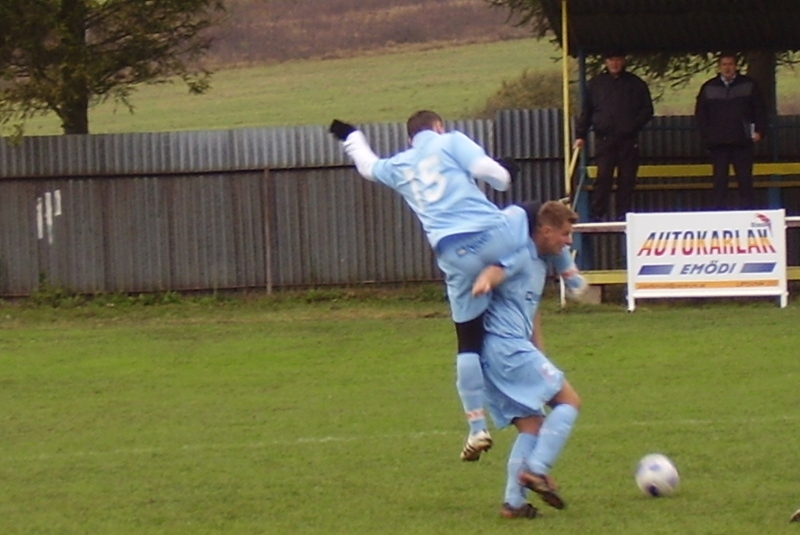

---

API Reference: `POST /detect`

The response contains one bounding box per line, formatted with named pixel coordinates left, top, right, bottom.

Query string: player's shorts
left=435, top=210, right=529, bottom=323
left=480, top=334, right=564, bottom=429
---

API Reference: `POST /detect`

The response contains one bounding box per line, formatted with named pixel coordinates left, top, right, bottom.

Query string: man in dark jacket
left=695, top=53, right=768, bottom=210
left=575, top=51, right=653, bottom=221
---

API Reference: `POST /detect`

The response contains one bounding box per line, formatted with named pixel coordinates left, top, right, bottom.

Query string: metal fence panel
left=155, top=172, right=267, bottom=292
left=2, top=112, right=800, bottom=296
left=494, top=108, right=563, bottom=159
left=266, top=168, right=437, bottom=287
left=0, top=172, right=267, bottom=295
left=0, top=180, right=41, bottom=295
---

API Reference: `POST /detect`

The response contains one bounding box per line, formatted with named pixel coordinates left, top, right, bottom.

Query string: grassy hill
left=13, top=0, right=800, bottom=136
left=21, top=38, right=564, bottom=135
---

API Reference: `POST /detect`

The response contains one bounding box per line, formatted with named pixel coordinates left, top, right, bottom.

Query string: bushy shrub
left=473, top=70, right=579, bottom=117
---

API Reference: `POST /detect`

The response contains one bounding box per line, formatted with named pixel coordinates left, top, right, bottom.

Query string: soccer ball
left=635, top=453, right=679, bottom=497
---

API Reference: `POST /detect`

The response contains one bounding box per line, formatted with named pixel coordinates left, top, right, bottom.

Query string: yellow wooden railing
left=583, top=162, right=800, bottom=190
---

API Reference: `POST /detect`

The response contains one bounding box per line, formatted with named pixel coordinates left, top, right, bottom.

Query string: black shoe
left=500, top=502, right=539, bottom=519
left=518, top=471, right=566, bottom=510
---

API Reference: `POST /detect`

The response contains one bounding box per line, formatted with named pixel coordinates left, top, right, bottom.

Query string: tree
left=0, top=0, right=225, bottom=135
left=485, top=0, right=797, bottom=115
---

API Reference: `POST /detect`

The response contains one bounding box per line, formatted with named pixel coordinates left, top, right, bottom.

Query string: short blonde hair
left=537, top=200, right=578, bottom=229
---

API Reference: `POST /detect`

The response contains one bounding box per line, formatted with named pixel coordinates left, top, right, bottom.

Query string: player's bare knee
left=551, top=381, right=581, bottom=410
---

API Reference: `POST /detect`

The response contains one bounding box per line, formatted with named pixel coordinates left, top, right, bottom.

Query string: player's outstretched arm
left=468, top=156, right=517, bottom=192
left=549, top=245, right=590, bottom=302
left=329, top=119, right=379, bottom=181
left=449, top=131, right=516, bottom=191
left=472, top=265, right=506, bottom=296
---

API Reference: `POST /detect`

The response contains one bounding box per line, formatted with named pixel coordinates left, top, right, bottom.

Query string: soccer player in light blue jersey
left=472, top=200, right=583, bottom=519
left=329, top=110, right=531, bottom=461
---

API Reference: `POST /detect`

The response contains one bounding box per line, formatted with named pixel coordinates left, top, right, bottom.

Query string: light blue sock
left=456, top=351, right=486, bottom=434
left=526, top=404, right=579, bottom=475
left=505, top=433, right=538, bottom=508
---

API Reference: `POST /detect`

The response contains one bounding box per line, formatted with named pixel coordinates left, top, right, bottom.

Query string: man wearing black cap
left=575, top=51, right=653, bottom=221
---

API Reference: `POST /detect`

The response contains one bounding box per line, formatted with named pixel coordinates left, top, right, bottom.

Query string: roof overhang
left=540, top=0, right=800, bottom=56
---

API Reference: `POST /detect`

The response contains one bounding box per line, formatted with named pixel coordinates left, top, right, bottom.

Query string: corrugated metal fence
left=1, top=110, right=799, bottom=296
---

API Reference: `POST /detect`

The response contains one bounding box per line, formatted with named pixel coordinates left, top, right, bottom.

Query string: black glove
left=496, top=156, right=520, bottom=182
left=329, top=119, right=356, bottom=141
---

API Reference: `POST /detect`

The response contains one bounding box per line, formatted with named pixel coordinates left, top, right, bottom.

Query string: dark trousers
left=709, top=145, right=754, bottom=210
left=592, top=136, right=639, bottom=221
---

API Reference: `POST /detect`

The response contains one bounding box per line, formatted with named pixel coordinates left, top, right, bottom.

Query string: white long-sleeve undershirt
left=341, top=131, right=379, bottom=180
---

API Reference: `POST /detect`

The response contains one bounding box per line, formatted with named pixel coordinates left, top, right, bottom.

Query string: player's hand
left=472, top=265, right=506, bottom=296
left=564, top=273, right=590, bottom=303
left=329, top=119, right=356, bottom=141
left=573, top=138, right=585, bottom=149
left=496, top=156, right=520, bottom=182
left=472, top=277, right=492, bottom=297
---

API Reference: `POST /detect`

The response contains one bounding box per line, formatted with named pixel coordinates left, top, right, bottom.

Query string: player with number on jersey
left=329, top=110, right=588, bottom=462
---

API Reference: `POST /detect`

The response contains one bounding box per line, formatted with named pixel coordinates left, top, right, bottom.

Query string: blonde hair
left=537, top=200, right=578, bottom=229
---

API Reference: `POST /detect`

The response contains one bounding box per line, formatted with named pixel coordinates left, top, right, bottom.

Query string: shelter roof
left=540, top=0, right=800, bottom=56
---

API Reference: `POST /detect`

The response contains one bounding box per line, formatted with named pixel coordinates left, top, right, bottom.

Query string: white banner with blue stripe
left=625, top=210, right=788, bottom=310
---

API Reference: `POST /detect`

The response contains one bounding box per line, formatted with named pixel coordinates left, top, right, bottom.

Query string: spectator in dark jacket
left=695, top=53, right=768, bottom=210
left=575, top=51, right=653, bottom=222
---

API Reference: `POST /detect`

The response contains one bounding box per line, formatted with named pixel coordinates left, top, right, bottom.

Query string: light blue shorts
left=435, top=215, right=528, bottom=323
left=480, top=335, right=564, bottom=429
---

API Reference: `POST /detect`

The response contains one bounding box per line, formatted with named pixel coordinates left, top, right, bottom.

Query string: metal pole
left=561, top=0, right=571, bottom=196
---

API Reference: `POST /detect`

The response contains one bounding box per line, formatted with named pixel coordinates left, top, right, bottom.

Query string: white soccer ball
left=635, top=453, right=680, bottom=497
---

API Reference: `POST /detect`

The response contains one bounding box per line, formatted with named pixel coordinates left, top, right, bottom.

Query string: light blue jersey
left=342, top=129, right=528, bottom=323
left=483, top=241, right=546, bottom=342
left=480, top=241, right=571, bottom=428
left=369, top=130, right=507, bottom=249
left=435, top=204, right=529, bottom=322
left=483, top=236, right=577, bottom=340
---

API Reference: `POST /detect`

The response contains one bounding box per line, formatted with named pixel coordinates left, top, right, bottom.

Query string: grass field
left=21, top=39, right=558, bottom=136
left=19, top=38, right=800, bottom=136
left=1, top=288, right=799, bottom=534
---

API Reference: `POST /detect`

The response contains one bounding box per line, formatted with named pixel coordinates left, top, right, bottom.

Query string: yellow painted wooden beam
left=585, top=162, right=800, bottom=179
left=584, top=180, right=800, bottom=191
left=583, top=270, right=627, bottom=285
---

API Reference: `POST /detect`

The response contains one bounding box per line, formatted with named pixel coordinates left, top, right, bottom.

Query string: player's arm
left=448, top=131, right=515, bottom=191
left=472, top=245, right=529, bottom=296
left=549, top=245, right=589, bottom=302
left=329, top=119, right=379, bottom=181
left=472, top=264, right=506, bottom=296
left=468, top=155, right=516, bottom=191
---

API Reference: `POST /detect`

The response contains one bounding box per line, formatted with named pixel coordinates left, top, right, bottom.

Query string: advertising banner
left=625, top=210, right=787, bottom=311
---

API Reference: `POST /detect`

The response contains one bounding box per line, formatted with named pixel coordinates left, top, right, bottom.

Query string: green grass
left=1, top=288, right=799, bottom=534
left=21, top=39, right=563, bottom=136
left=20, top=38, right=800, bottom=136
